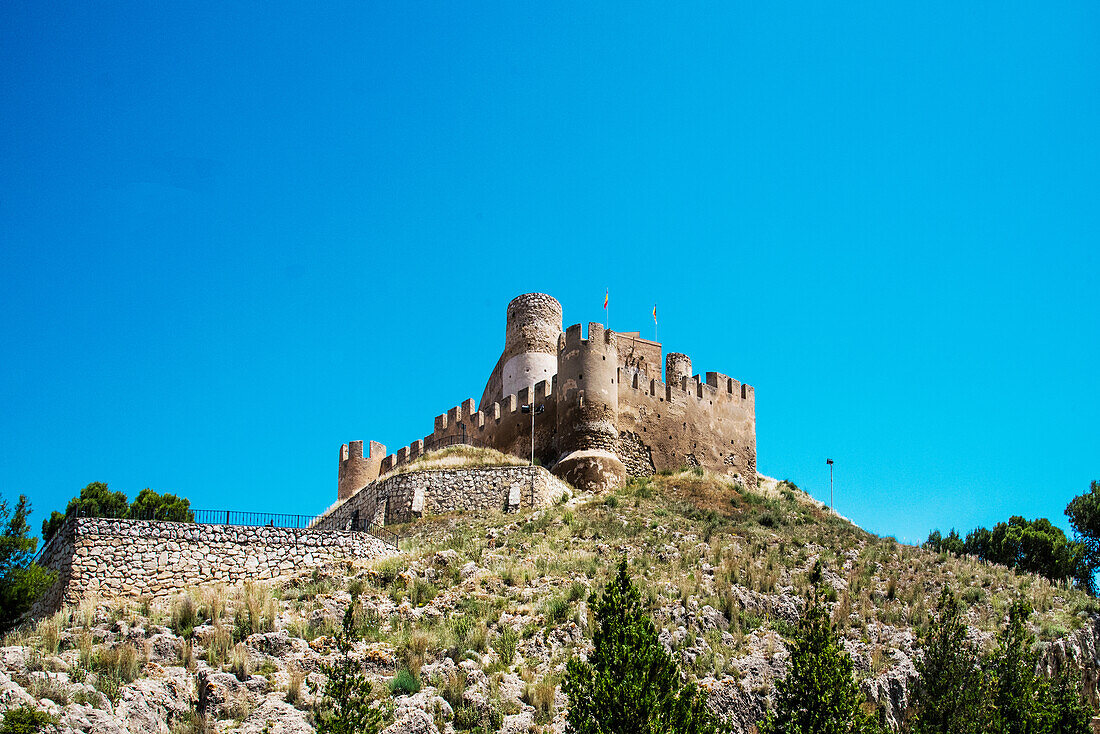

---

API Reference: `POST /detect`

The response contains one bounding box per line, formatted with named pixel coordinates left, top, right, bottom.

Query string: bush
left=389, top=669, right=421, bottom=696
left=170, top=595, right=198, bottom=638
left=907, top=591, right=1092, bottom=734
left=41, top=482, right=128, bottom=542
left=494, top=627, right=518, bottom=666
left=127, top=488, right=194, bottom=522
left=0, top=705, right=57, bottom=734
left=0, top=495, right=56, bottom=633
left=932, top=517, right=1093, bottom=592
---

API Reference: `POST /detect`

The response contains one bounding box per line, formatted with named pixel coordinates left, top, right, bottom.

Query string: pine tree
left=313, top=602, right=383, bottom=734
left=0, top=494, right=56, bottom=633
left=562, top=558, right=727, bottom=734
left=1036, top=666, right=1092, bottom=734
left=758, top=591, right=881, bottom=734
left=907, top=588, right=988, bottom=734
left=988, top=599, right=1044, bottom=734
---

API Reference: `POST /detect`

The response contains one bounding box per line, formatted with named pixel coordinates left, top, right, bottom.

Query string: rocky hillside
left=3, top=465, right=1098, bottom=733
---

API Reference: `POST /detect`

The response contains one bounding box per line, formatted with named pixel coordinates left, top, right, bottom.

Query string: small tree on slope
left=313, top=602, right=383, bottom=734
left=758, top=590, right=881, bottom=734
left=986, top=599, right=1091, bottom=734
left=563, top=557, right=727, bottom=734
left=0, top=494, right=56, bottom=634
left=907, top=589, right=988, bottom=734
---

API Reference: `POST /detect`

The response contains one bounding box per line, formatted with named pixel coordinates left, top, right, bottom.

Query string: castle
left=337, top=293, right=756, bottom=503
left=31, top=292, right=756, bottom=612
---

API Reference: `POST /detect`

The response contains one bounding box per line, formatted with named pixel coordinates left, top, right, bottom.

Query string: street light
left=520, top=404, right=545, bottom=466
left=826, top=459, right=834, bottom=511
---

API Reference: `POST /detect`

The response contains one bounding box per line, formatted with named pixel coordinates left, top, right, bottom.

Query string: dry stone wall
left=326, top=465, right=572, bottom=527
left=33, top=517, right=393, bottom=614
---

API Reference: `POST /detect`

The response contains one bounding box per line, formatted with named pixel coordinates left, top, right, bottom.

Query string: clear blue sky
left=1, top=3, right=1096, bottom=545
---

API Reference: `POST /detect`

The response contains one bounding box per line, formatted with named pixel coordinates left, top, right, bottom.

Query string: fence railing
left=59, top=506, right=400, bottom=549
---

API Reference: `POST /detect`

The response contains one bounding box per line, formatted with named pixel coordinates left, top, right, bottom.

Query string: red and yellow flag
left=653, top=304, right=657, bottom=323
left=604, top=289, right=609, bottom=309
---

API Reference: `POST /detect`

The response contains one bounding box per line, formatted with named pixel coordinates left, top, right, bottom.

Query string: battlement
left=559, top=322, right=615, bottom=351
left=339, top=292, right=757, bottom=496
left=338, top=440, right=387, bottom=500
left=617, top=366, right=754, bottom=405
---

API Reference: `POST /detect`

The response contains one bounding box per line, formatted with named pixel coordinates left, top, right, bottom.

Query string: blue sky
left=1, top=2, right=1096, bottom=545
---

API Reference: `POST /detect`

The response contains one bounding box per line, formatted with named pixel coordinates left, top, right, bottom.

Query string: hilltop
left=2, top=461, right=1097, bottom=733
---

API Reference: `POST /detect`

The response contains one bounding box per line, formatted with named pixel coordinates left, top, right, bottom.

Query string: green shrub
left=389, top=669, right=421, bottom=696
left=494, top=627, right=518, bottom=666
left=372, top=558, right=402, bottom=588
left=128, top=488, right=194, bottom=522
left=95, top=643, right=141, bottom=683
left=1, top=705, right=57, bottom=734
left=545, top=596, right=569, bottom=625
left=409, top=579, right=438, bottom=607
left=1, top=494, right=57, bottom=634
left=170, top=595, right=198, bottom=638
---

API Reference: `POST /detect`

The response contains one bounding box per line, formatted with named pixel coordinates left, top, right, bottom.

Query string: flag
left=653, top=304, right=657, bottom=323
left=604, top=289, right=608, bottom=309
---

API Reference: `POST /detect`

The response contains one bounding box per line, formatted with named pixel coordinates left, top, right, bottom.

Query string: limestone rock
left=382, top=707, right=438, bottom=734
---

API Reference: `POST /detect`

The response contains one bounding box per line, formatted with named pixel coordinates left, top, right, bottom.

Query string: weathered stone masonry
left=33, top=517, right=393, bottom=614
left=325, top=465, right=572, bottom=527
left=339, top=292, right=758, bottom=499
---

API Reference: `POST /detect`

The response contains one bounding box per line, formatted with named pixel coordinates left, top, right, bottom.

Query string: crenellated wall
left=341, top=293, right=757, bottom=496
left=616, top=368, right=757, bottom=488
left=339, top=440, right=386, bottom=500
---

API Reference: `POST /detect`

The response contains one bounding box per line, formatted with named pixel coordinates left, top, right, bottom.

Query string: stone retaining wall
left=32, top=517, right=394, bottom=615
left=327, top=465, right=572, bottom=527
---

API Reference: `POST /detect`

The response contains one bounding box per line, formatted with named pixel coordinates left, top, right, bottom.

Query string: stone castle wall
left=32, top=517, right=394, bottom=614
left=346, top=293, right=758, bottom=495
left=369, top=341, right=757, bottom=491
left=324, top=465, right=571, bottom=527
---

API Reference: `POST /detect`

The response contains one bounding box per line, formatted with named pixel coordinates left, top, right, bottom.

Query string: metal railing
left=60, top=506, right=400, bottom=549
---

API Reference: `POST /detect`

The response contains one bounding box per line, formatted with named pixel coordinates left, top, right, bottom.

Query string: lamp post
left=520, top=404, right=544, bottom=465
left=521, top=403, right=544, bottom=509
left=826, top=458, right=834, bottom=511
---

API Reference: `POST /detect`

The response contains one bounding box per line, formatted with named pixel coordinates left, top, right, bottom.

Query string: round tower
left=553, top=322, right=626, bottom=492
left=665, top=352, right=693, bottom=386
left=337, top=440, right=385, bottom=501
left=501, top=293, right=563, bottom=398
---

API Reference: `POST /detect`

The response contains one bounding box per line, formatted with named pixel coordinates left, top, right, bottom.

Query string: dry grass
left=391, top=446, right=529, bottom=476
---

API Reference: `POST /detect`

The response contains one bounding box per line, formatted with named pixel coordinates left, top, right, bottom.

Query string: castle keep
left=338, top=293, right=756, bottom=506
